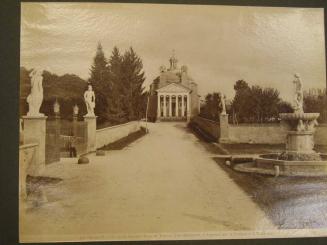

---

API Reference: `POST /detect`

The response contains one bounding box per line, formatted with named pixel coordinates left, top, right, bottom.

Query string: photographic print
left=19, top=2, right=327, bottom=242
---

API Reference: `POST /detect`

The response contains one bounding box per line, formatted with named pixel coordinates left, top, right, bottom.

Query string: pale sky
left=21, top=3, right=326, bottom=102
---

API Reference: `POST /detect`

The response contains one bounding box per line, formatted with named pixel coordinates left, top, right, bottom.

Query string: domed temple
left=147, top=53, right=200, bottom=122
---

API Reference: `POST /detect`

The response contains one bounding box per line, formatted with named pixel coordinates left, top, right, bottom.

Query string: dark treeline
left=200, top=80, right=293, bottom=123
left=20, top=43, right=148, bottom=126
left=200, top=79, right=326, bottom=124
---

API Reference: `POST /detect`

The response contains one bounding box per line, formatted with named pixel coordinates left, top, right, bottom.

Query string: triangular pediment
left=156, top=83, right=191, bottom=93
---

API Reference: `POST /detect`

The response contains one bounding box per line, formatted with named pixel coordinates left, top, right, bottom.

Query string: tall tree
left=88, top=42, right=110, bottom=123
left=121, top=47, right=146, bottom=120
left=107, top=46, right=125, bottom=123
left=231, top=80, right=252, bottom=122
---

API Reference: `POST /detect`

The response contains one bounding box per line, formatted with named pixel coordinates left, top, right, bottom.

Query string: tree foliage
left=230, top=80, right=293, bottom=123
left=199, top=92, right=222, bottom=121
left=88, top=44, right=147, bottom=126
left=304, top=93, right=327, bottom=123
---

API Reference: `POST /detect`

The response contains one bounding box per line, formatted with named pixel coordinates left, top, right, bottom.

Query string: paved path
left=21, top=122, right=274, bottom=242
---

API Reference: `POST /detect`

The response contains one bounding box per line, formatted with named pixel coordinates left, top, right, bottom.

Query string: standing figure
left=220, top=93, right=227, bottom=115
left=84, top=84, right=95, bottom=116
left=27, top=68, right=44, bottom=116
left=293, top=73, right=304, bottom=113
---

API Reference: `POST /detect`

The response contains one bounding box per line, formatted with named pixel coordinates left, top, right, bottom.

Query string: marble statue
left=306, top=119, right=319, bottom=132
left=220, top=93, right=227, bottom=115
left=293, top=73, right=304, bottom=113
left=84, top=84, right=95, bottom=116
left=27, top=69, right=44, bottom=116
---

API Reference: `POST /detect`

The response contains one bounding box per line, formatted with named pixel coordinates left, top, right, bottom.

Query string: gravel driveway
left=20, top=122, right=274, bottom=242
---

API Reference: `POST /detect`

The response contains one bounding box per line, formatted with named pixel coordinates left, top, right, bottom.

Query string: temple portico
left=157, top=92, right=191, bottom=121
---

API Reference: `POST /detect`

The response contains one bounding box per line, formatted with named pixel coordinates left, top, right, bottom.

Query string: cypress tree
left=89, top=42, right=110, bottom=124
left=121, top=47, right=146, bottom=120
left=107, top=46, right=126, bottom=123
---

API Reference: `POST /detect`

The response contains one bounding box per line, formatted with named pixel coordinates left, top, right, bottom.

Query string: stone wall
left=228, top=123, right=326, bottom=145
left=228, top=123, right=288, bottom=144
left=191, top=116, right=220, bottom=140
left=193, top=116, right=327, bottom=146
left=96, top=121, right=141, bottom=149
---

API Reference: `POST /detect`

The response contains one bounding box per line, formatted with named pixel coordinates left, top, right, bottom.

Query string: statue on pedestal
left=84, top=84, right=95, bottom=116
left=27, top=68, right=44, bottom=116
left=293, top=73, right=304, bottom=113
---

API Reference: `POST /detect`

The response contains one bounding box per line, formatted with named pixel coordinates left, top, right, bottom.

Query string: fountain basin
left=279, top=112, right=320, bottom=121
left=254, top=153, right=327, bottom=176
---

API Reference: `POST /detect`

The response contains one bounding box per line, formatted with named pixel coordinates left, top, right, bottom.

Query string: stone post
left=84, top=115, right=97, bottom=153
left=219, top=113, right=230, bottom=143
left=54, top=114, right=61, bottom=162
left=73, top=114, right=78, bottom=137
left=22, top=115, right=47, bottom=174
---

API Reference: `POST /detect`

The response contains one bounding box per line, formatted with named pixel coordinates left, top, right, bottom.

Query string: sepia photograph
left=19, top=2, right=327, bottom=243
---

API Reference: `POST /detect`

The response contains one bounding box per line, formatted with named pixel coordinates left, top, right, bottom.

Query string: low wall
left=191, top=116, right=220, bottom=140
left=96, top=121, right=141, bottom=149
left=193, top=117, right=327, bottom=146
left=228, top=123, right=327, bottom=145
left=228, top=123, right=288, bottom=144
left=19, top=143, right=38, bottom=199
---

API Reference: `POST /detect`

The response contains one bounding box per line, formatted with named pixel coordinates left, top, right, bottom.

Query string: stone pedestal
left=22, top=116, right=47, bottom=175
left=84, top=115, right=97, bottom=153
left=219, top=113, right=230, bottom=143
left=286, top=131, right=314, bottom=153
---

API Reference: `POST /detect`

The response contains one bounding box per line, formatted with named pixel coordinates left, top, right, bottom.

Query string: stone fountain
left=235, top=74, right=327, bottom=176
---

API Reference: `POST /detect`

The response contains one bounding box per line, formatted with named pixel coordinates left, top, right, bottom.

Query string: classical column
left=157, top=93, right=161, bottom=119
left=175, top=95, right=179, bottom=117
left=163, top=94, right=167, bottom=118
left=182, top=95, right=185, bottom=118
left=187, top=93, right=191, bottom=122
left=169, top=94, right=172, bottom=117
